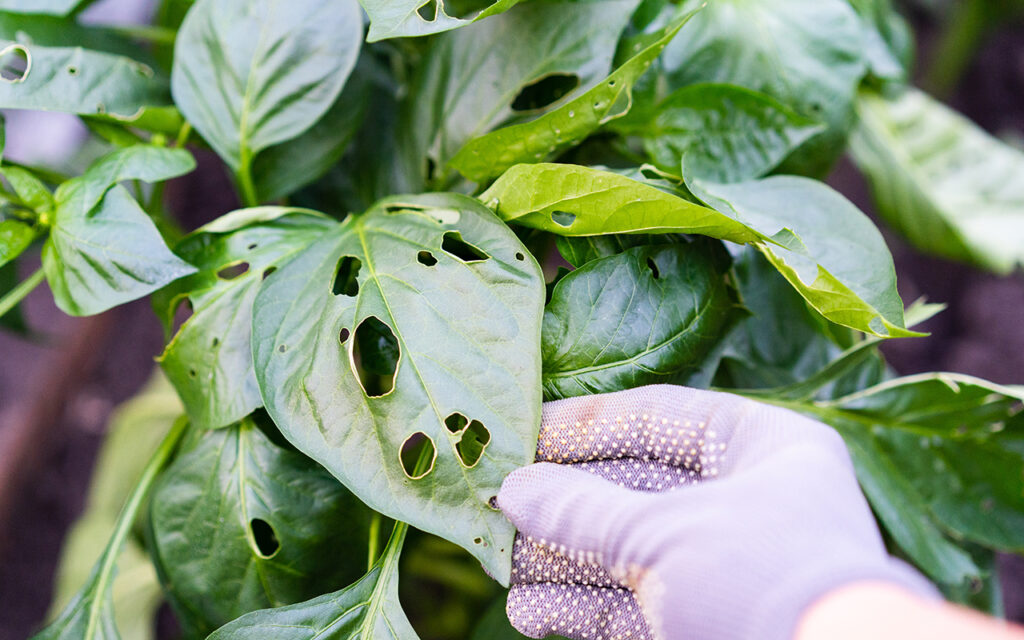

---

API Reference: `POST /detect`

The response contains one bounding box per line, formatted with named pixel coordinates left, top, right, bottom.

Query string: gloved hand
left=498, top=385, right=938, bottom=640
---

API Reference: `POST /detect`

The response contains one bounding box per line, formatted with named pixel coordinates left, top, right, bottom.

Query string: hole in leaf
left=250, top=518, right=280, bottom=558
left=332, top=255, right=361, bottom=296
left=473, top=537, right=483, bottom=544
left=488, top=496, right=499, bottom=510
left=352, top=316, right=399, bottom=397
left=212, top=337, right=220, bottom=347
left=444, top=412, right=469, bottom=433
left=400, top=432, right=436, bottom=479
left=278, top=344, right=288, bottom=353
left=424, top=157, right=437, bottom=181
left=456, top=420, right=490, bottom=468
left=217, top=261, right=249, bottom=280
left=339, top=327, right=350, bottom=344
left=188, top=368, right=197, bottom=378
left=170, top=297, right=193, bottom=337
left=0, top=45, right=29, bottom=83
left=511, top=73, right=580, bottom=111
left=248, top=243, right=258, bottom=250
left=441, top=231, right=489, bottom=263
left=551, top=211, right=576, bottom=227
left=417, top=0, right=438, bottom=21
left=66, top=65, right=78, bottom=76
left=262, top=266, right=277, bottom=280
left=417, top=250, right=437, bottom=267
left=646, top=256, right=660, bottom=279
left=515, top=252, right=525, bottom=261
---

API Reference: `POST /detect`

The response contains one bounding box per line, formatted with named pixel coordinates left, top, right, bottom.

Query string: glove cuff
left=744, top=558, right=941, bottom=640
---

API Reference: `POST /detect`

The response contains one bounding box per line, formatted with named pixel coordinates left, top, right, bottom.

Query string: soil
left=1, top=9, right=1023, bottom=640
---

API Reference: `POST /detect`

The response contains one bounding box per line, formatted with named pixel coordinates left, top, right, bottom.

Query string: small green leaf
left=0, top=218, right=34, bottom=267
left=44, top=147, right=197, bottom=316
left=154, top=208, right=334, bottom=430
left=542, top=240, right=741, bottom=399
left=483, top=164, right=914, bottom=337
left=149, top=418, right=372, bottom=635
left=171, top=0, right=363, bottom=179
left=660, top=0, right=868, bottom=175
left=252, top=194, right=544, bottom=583
left=207, top=523, right=416, bottom=640
left=1, top=165, right=55, bottom=214
left=449, top=8, right=696, bottom=182
left=640, top=83, right=825, bottom=182
left=31, top=419, right=188, bottom=640
left=361, top=0, right=520, bottom=42
left=400, top=0, right=638, bottom=188
left=851, top=88, right=1024, bottom=274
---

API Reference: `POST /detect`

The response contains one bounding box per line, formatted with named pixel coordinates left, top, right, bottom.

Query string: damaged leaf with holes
left=252, top=193, right=544, bottom=583
left=153, top=208, right=335, bottom=430
left=148, top=417, right=373, bottom=636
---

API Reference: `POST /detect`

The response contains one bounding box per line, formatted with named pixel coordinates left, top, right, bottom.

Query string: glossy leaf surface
left=449, top=9, right=695, bottom=182
left=641, top=83, right=825, bottom=182
left=252, top=194, right=544, bottom=583
left=483, top=164, right=913, bottom=337
left=401, top=0, right=637, bottom=187
left=851, top=88, right=1024, bottom=274
left=43, top=147, right=196, bottom=316
left=149, top=418, right=371, bottom=634
left=155, top=208, right=334, bottom=430
left=543, top=240, right=741, bottom=399
left=207, top=524, right=416, bottom=640
left=171, top=0, right=362, bottom=172
left=361, top=0, right=519, bottom=41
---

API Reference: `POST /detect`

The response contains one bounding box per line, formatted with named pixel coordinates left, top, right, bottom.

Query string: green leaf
left=769, top=373, right=1024, bottom=585
left=0, top=218, right=33, bottom=267
left=48, top=373, right=181, bottom=640
left=0, top=41, right=169, bottom=117
left=1, top=165, right=55, bottom=214
left=660, top=0, right=868, bottom=175
left=361, top=0, right=520, bottom=42
left=207, top=523, right=416, bottom=640
left=154, top=208, right=334, bottom=430
left=252, top=193, right=544, bottom=583
left=850, top=88, right=1024, bottom=274
left=44, top=147, right=197, bottom=316
left=640, top=83, right=825, bottom=182
left=542, top=239, right=742, bottom=399
left=171, top=0, right=363, bottom=180
left=149, top=417, right=372, bottom=635
left=400, top=0, right=638, bottom=188
left=482, top=163, right=914, bottom=337
left=846, top=0, right=912, bottom=82
left=251, top=57, right=372, bottom=202
left=31, top=419, right=188, bottom=640
left=449, top=8, right=695, bottom=182
left=555, top=233, right=679, bottom=268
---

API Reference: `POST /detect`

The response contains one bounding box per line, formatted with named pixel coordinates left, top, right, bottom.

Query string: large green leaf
left=360, top=0, right=519, bottom=41
left=251, top=57, right=372, bottom=203
left=400, top=0, right=638, bottom=188
left=0, top=30, right=168, bottom=117
left=48, top=373, right=181, bottom=640
left=640, top=83, right=825, bottom=182
left=449, top=8, right=695, bottom=182
left=482, top=164, right=914, bottom=337
left=171, top=0, right=362, bottom=183
left=31, top=419, right=188, bottom=640
left=252, top=193, right=544, bottom=583
left=154, top=208, right=334, bottom=430
left=149, top=418, right=372, bottom=635
left=43, top=146, right=197, bottom=316
left=659, top=0, right=868, bottom=175
left=207, top=523, right=416, bottom=640
left=850, top=88, right=1024, bottom=274
left=768, top=374, right=1024, bottom=585
left=542, top=239, right=741, bottom=399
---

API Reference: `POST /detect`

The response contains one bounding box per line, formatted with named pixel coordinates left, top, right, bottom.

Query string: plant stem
left=76, top=418, right=188, bottom=638
left=0, top=266, right=44, bottom=319
left=175, top=122, right=192, bottom=149
left=366, top=511, right=382, bottom=570
left=922, top=0, right=990, bottom=99
left=104, top=24, right=178, bottom=45
left=236, top=148, right=259, bottom=208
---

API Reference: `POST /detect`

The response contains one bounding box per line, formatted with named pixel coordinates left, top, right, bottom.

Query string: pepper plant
left=2, top=0, right=1023, bottom=637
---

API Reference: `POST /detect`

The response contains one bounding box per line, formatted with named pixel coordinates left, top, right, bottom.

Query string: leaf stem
left=366, top=511, right=382, bottom=571
left=236, top=150, right=259, bottom=208
left=922, top=0, right=990, bottom=98
left=0, top=266, right=44, bottom=319
left=175, top=122, right=192, bottom=149
left=104, top=24, right=178, bottom=45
